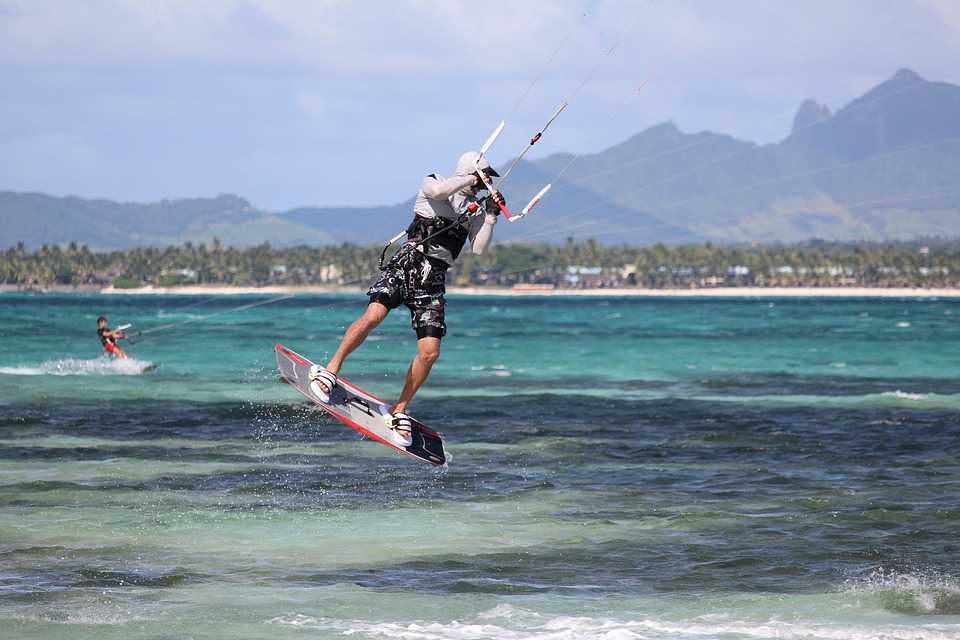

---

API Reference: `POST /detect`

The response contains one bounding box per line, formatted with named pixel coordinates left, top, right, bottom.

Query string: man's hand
left=483, top=191, right=506, bottom=217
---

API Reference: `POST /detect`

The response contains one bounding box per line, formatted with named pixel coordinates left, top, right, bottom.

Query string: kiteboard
left=275, top=343, right=446, bottom=466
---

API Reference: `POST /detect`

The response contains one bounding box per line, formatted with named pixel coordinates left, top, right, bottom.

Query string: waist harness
left=97, top=328, right=113, bottom=346
left=380, top=213, right=470, bottom=269
left=406, top=215, right=469, bottom=261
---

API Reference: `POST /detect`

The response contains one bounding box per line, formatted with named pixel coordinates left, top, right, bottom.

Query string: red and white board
left=275, top=343, right=446, bottom=466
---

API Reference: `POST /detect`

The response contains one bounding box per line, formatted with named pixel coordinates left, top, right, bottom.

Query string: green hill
left=0, top=193, right=335, bottom=250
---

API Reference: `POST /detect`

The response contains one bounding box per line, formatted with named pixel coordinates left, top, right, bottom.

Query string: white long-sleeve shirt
left=411, top=172, right=498, bottom=265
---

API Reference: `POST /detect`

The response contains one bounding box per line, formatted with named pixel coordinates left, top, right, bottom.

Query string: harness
left=378, top=172, right=491, bottom=269
left=379, top=211, right=473, bottom=269
left=408, top=215, right=469, bottom=259
left=97, top=327, right=114, bottom=347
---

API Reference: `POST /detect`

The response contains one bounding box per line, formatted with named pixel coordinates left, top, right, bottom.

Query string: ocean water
left=1, top=292, right=959, bottom=640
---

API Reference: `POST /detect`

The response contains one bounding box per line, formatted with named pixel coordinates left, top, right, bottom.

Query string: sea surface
left=1, top=292, right=959, bottom=640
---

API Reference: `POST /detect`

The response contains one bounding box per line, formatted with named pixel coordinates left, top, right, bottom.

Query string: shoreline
left=451, top=286, right=960, bottom=298
left=4, top=284, right=960, bottom=297
left=81, top=284, right=960, bottom=298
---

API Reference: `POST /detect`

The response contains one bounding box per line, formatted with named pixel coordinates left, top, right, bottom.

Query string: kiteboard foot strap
left=386, top=412, right=414, bottom=447
left=308, top=366, right=338, bottom=402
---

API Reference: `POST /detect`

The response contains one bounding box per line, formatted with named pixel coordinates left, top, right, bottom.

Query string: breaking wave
left=846, top=568, right=960, bottom=616
left=880, top=390, right=930, bottom=402
left=268, top=601, right=960, bottom=639
left=0, top=356, right=156, bottom=376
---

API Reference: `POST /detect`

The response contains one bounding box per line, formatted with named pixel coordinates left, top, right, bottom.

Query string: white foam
left=845, top=568, right=960, bottom=615
left=267, top=607, right=960, bottom=640
left=13, top=607, right=154, bottom=626
left=881, top=390, right=928, bottom=401
left=0, top=356, right=155, bottom=376
left=469, top=365, right=513, bottom=377
left=478, top=604, right=540, bottom=621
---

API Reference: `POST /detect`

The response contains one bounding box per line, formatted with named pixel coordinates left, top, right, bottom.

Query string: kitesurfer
left=309, top=151, right=504, bottom=446
left=97, top=316, right=130, bottom=359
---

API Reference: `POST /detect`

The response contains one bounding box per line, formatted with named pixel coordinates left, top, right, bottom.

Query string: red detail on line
left=530, top=132, right=542, bottom=145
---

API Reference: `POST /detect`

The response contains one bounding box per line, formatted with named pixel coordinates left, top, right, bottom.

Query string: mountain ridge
left=2, top=68, right=958, bottom=249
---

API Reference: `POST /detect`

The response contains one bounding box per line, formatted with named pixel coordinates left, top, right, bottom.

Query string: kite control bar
left=474, top=121, right=513, bottom=220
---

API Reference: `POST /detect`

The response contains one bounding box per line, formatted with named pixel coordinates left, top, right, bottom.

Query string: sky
left=1, top=0, right=959, bottom=211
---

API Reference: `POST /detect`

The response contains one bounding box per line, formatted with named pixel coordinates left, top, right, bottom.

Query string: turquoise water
left=1, top=292, right=959, bottom=639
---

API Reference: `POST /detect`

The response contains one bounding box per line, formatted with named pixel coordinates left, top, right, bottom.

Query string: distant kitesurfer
left=309, top=151, right=504, bottom=445
left=97, top=316, right=130, bottom=359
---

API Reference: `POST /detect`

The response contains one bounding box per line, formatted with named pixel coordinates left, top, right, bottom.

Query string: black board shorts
left=367, top=245, right=448, bottom=339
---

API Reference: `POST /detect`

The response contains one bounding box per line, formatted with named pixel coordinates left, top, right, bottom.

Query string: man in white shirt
left=309, top=151, right=503, bottom=445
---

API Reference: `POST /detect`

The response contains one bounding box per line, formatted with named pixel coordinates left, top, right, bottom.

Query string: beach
left=88, top=284, right=960, bottom=297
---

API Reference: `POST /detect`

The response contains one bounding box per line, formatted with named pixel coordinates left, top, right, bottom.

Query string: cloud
left=1, top=0, right=959, bottom=208
left=0, top=0, right=584, bottom=74
left=921, top=0, right=960, bottom=31
left=3, top=1, right=957, bottom=79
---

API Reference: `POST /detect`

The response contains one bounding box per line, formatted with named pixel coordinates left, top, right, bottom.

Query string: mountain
left=2, top=68, right=958, bottom=249
left=537, top=68, right=960, bottom=243
left=276, top=161, right=698, bottom=246
left=0, top=193, right=335, bottom=250
left=792, top=100, right=831, bottom=133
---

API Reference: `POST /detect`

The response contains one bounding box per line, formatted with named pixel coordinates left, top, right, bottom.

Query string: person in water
left=97, top=316, right=130, bottom=359
left=309, top=150, right=503, bottom=445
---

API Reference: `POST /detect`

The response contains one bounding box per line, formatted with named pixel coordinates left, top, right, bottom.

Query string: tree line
left=2, top=238, right=959, bottom=289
